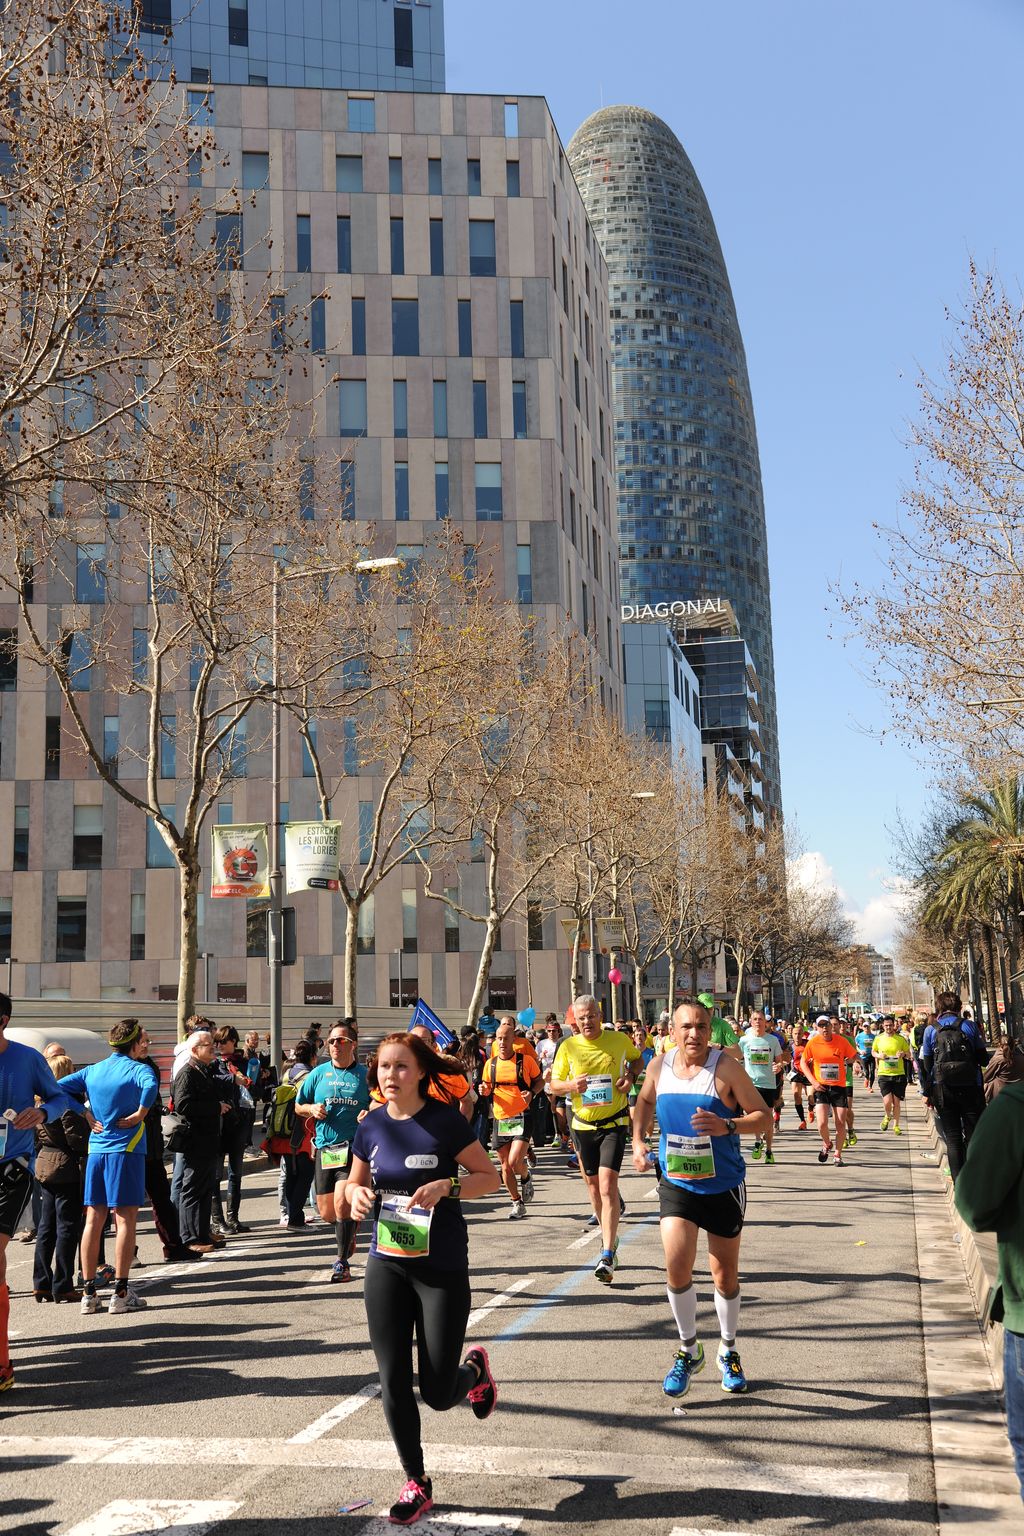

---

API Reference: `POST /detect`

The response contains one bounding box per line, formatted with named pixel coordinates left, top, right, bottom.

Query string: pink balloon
left=608, top=967, right=622, bottom=985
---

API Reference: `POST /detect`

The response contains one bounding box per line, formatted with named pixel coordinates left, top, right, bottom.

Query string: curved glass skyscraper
left=568, top=106, right=781, bottom=815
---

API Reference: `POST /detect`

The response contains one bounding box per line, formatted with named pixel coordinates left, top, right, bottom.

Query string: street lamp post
left=3, top=956, right=13, bottom=999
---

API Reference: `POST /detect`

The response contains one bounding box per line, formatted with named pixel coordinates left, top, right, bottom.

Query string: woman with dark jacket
left=212, top=1025, right=256, bottom=1235
left=171, top=1030, right=231, bottom=1254
left=33, top=1053, right=90, bottom=1302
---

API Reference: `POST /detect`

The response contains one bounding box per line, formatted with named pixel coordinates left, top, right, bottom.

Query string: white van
left=6, top=1025, right=110, bottom=1067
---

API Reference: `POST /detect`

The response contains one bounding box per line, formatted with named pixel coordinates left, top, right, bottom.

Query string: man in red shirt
left=800, top=1016, right=861, bottom=1167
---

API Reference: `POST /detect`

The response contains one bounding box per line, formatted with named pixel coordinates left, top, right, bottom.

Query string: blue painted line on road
left=496, top=1214, right=659, bottom=1340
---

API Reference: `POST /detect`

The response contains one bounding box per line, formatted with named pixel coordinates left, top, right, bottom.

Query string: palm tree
left=922, top=777, right=1024, bottom=1038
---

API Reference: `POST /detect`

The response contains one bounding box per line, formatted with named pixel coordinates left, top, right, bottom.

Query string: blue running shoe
left=663, top=1342, right=705, bottom=1398
left=716, top=1346, right=748, bottom=1393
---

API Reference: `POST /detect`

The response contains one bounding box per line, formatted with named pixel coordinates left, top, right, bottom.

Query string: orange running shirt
left=800, top=1033, right=857, bottom=1088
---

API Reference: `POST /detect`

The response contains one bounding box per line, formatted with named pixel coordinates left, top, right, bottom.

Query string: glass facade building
left=568, top=106, right=781, bottom=814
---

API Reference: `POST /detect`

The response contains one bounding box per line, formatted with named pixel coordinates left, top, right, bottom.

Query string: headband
left=109, top=1019, right=141, bottom=1047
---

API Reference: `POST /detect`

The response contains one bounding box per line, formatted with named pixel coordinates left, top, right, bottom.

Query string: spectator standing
left=920, top=990, right=989, bottom=1179
left=32, top=1053, right=89, bottom=1302
left=211, top=1026, right=256, bottom=1234
left=171, top=1031, right=231, bottom=1254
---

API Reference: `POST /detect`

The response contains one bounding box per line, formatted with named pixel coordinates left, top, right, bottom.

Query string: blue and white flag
left=409, top=998, right=456, bottom=1051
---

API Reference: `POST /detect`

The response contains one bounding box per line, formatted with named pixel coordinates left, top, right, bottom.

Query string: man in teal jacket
left=955, top=1080, right=1024, bottom=1502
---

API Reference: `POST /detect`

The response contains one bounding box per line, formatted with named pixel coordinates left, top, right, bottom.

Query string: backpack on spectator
left=266, top=1081, right=298, bottom=1142
left=931, top=1020, right=978, bottom=1092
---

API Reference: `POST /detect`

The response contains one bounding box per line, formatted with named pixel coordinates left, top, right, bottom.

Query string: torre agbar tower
left=568, top=107, right=782, bottom=816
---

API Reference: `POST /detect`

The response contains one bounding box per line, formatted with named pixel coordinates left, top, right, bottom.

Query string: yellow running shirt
left=551, top=1029, right=641, bottom=1131
left=873, top=1032, right=911, bottom=1077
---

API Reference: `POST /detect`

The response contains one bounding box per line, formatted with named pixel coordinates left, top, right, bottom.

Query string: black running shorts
left=659, top=1178, right=746, bottom=1238
left=571, top=1122, right=627, bottom=1177
left=313, top=1144, right=353, bottom=1196
left=756, top=1085, right=778, bottom=1108
left=879, top=1074, right=907, bottom=1099
left=812, top=1085, right=849, bottom=1109
left=0, top=1158, right=33, bottom=1238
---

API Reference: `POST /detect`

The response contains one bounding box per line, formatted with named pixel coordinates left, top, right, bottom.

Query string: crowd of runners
left=0, top=986, right=999, bottom=1524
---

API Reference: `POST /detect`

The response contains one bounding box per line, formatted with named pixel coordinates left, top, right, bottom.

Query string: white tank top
left=658, top=1045, right=722, bottom=1099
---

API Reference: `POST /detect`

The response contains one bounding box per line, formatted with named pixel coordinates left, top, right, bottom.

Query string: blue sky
left=447, top=0, right=1024, bottom=950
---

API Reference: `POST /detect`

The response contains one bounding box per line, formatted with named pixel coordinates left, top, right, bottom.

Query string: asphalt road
left=0, top=1092, right=963, bottom=1536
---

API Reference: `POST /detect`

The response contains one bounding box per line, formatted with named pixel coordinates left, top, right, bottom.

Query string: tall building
left=621, top=623, right=702, bottom=785
left=568, top=106, right=782, bottom=815
left=134, top=0, right=446, bottom=92
left=0, top=86, right=619, bottom=1014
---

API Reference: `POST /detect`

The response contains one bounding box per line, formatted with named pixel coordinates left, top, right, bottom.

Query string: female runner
left=349, top=1032, right=501, bottom=1526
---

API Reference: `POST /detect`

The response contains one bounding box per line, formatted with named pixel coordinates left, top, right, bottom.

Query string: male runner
left=788, top=1022, right=812, bottom=1129
left=800, top=1015, right=860, bottom=1166
left=739, top=1012, right=784, bottom=1163
left=478, top=1016, right=541, bottom=1218
left=295, top=1020, right=370, bottom=1281
left=632, top=1000, right=770, bottom=1397
left=873, top=1015, right=912, bottom=1134
left=550, top=994, right=641, bottom=1282
left=855, top=1019, right=878, bottom=1092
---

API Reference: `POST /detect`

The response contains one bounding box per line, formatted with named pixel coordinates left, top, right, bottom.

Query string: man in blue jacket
left=0, top=991, right=70, bottom=1390
left=919, top=990, right=989, bottom=1180
left=62, top=1019, right=158, bottom=1316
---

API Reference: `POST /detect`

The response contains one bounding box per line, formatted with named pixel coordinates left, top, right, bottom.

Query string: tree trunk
left=609, top=951, right=619, bottom=1025
left=343, top=901, right=359, bottom=1018
left=634, top=964, right=645, bottom=1026
left=981, top=922, right=1000, bottom=1041
left=524, top=936, right=533, bottom=1008
left=570, top=921, right=582, bottom=1001
left=176, top=854, right=201, bottom=1040
left=667, top=952, right=677, bottom=1017
left=465, top=919, right=499, bottom=1031
left=689, top=949, right=699, bottom=997
left=733, top=949, right=746, bottom=1020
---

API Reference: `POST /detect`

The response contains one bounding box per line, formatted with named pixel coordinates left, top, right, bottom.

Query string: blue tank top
left=656, top=1046, right=745, bottom=1194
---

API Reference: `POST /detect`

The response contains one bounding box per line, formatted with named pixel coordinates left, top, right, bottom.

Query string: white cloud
left=788, top=850, right=914, bottom=955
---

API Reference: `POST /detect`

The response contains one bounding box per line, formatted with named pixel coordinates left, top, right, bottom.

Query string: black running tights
left=363, top=1255, right=474, bottom=1480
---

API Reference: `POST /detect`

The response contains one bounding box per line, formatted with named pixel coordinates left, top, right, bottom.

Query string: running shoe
left=663, top=1341, right=705, bottom=1398
left=764, top=1150, right=776, bottom=1165
left=566, top=1152, right=579, bottom=1170
left=507, top=1200, right=525, bottom=1220
left=80, top=1291, right=102, bottom=1315
left=285, top=1222, right=306, bottom=1233
left=584, top=1212, right=600, bottom=1228
left=330, top=1260, right=352, bottom=1283
left=717, top=1346, right=748, bottom=1393
left=594, top=1249, right=615, bottom=1284
left=796, top=1119, right=807, bottom=1131
left=817, top=1147, right=830, bottom=1164
left=847, top=1131, right=858, bottom=1148
left=833, top=1153, right=844, bottom=1167
left=619, top=1194, right=626, bottom=1217
left=108, top=1288, right=148, bottom=1314
left=751, top=1139, right=763, bottom=1161
left=388, top=1477, right=433, bottom=1526
left=526, top=1147, right=537, bottom=1168
left=465, top=1346, right=498, bottom=1420
left=773, top=1109, right=781, bottom=1128
left=0, top=1363, right=13, bottom=1392
left=521, top=1174, right=535, bottom=1205
left=880, top=1114, right=890, bottom=1131
left=893, top=1124, right=903, bottom=1136
left=95, top=1264, right=115, bottom=1287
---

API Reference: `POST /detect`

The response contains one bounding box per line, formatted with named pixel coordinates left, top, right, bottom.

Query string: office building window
left=429, top=217, right=444, bottom=276
left=517, top=543, right=533, bottom=603
left=301, top=719, right=317, bottom=777
left=527, top=898, right=544, bottom=950
left=65, top=632, right=92, bottom=691
left=158, top=714, right=175, bottom=779
left=72, top=804, right=103, bottom=870
left=310, top=296, right=326, bottom=353
left=343, top=718, right=359, bottom=775
left=269, top=293, right=284, bottom=351
left=458, top=299, right=472, bottom=357
left=511, top=300, right=525, bottom=358
left=13, top=806, right=28, bottom=871
left=340, top=460, right=356, bottom=520
left=337, top=215, right=352, bottom=273
left=291, top=215, right=316, bottom=276
left=56, top=898, right=87, bottom=963
left=130, top=893, right=146, bottom=961
left=512, top=379, right=527, bottom=438
left=393, top=379, right=408, bottom=439
left=347, top=98, right=375, bottom=133
left=103, top=715, right=119, bottom=769
left=395, top=463, right=410, bottom=522
left=187, top=149, right=202, bottom=188
left=390, top=975, right=418, bottom=1009
left=0, top=630, right=14, bottom=693
left=467, top=158, right=481, bottom=196
left=245, top=897, right=268, bottom=959
left=132, top=628, right=148, bottom=683
left=299, top=463, right=314, bottom=522
left=434, top=462, right=449, bottom=519
left=336, top=155, right=363, bottom=193
left=394, top=6, right=413, bottom=68
left=215, top=214, right=242, bottom=271
left=444, top=888, right=459, bottom=953
left=489, top=976, right=517, bottom=1011
left=138, top=1, right=172, bottom=33
left=475, top=463, right=502, bottom=521
left=358, top=800, right=374, bottom=864
left=469, top=219, right=496, bottom=277
left=357, top=894, right=375, bottom=954
left=428, top=157, right=442, bottom=194
left=504, top=102, right=519, bottom=138
left=390, top=216, right=405, bottom=274
left=187, top=90, right=214, bottom=126
left=389, top=156, right=403, bottom=194
left=473, top=380, right=488, bottom=438
left=339, top=379, right=367, bottom=436
left=0, top=898, right=9, bottom=964
left=402, top=889, right=417, bottom=954
left=432, top=379, right=448, bottom=438
left=392, top=299, right=419, bottom=356
left=395, top=545, right=422, bottom=603
left=506, top=160, right=520, bottom=197
left=228, top=1, right=248, bottom=46
left=351, top=296, right=365, bottom=355
left=241, top=151, right=268, bottom=190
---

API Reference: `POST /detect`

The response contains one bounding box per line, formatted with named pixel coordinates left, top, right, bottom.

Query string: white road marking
left=466, top=1276, right=533, bottom=1329
left=362, top=1515, right=523, bottom=1535
left=566, top=1230, right=601, bottom=1250
left=0, top=1435, right=910, bottom=1500
left=287, top=1383, right=382, bottom=1445
left=131, top=1246, right=261, bottom=1292
left=62, top=1499, right=241, bottom=1535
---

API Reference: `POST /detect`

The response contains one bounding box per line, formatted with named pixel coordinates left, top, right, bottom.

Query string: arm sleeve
left=295, top=1068, right=317, bottom=1106
left=134, top=1063, right=158, bottom=1109
left=58, top=1067, right=89, bottom=1104
left=955, top=1095, right=1023, bottom=1230
left=551, top=1043, right=569, bottom=1080
left=625, top=1041, right=642, bottom=1065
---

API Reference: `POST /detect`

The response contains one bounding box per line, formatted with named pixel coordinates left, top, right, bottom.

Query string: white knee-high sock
left=714, top=1287, right=740, bottom=1346
left=667, top=1283, right=697, bottom=1347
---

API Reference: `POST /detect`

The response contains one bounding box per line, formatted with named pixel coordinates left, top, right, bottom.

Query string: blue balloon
left=517, top=1007, right=537, bottom=1028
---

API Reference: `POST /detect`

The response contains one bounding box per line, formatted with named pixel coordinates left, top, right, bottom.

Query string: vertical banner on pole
left=211, top=824, right=270, bottom=898
left=284, top=821, right=342, bottom=892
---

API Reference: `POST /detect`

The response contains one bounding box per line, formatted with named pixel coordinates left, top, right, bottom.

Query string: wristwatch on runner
left=447, top=1177, right=462, bottom=1199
